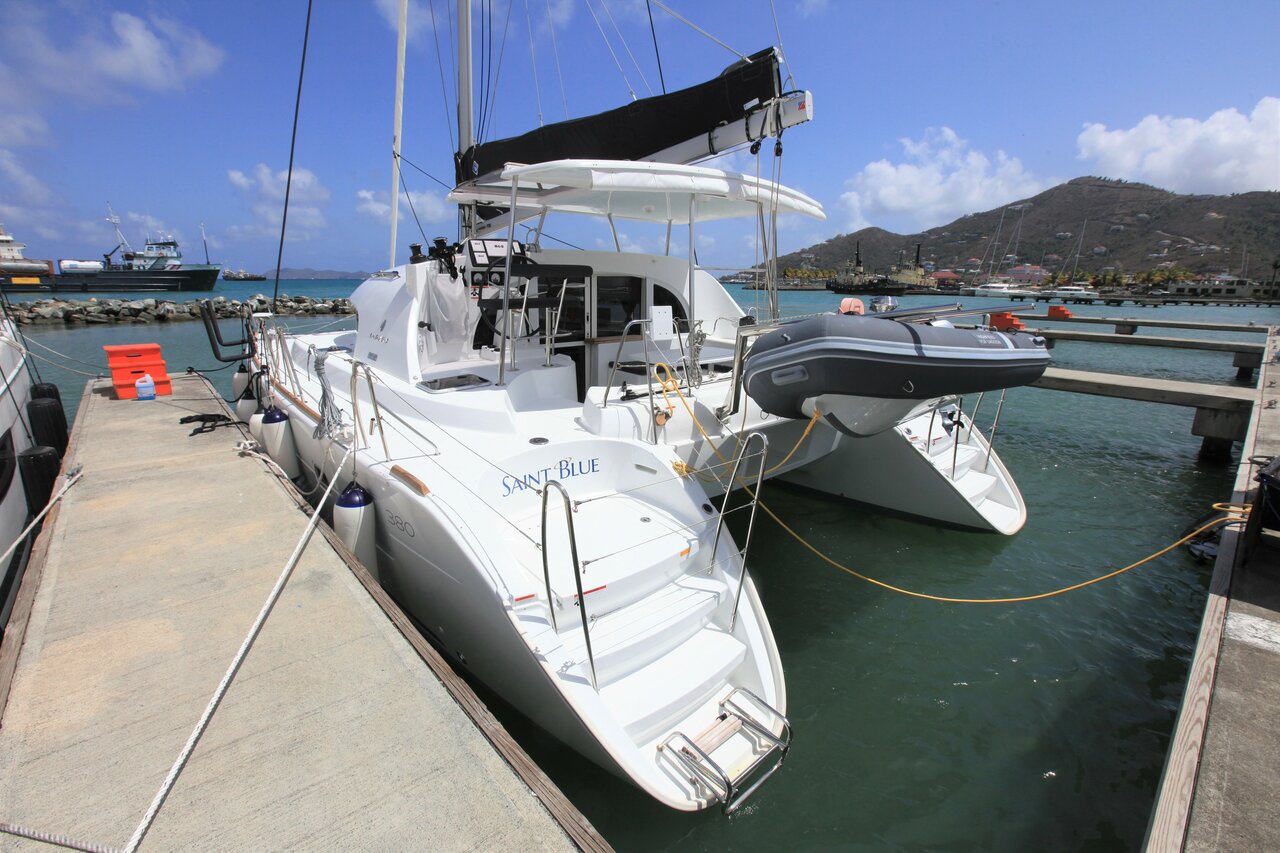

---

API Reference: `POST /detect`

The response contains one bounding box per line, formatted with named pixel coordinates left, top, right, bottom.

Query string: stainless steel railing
left=540, top=481, right=597, bottom=690
left=705, top=431, right=769, bottom=631
left=349, top=362, right=391, bottom=459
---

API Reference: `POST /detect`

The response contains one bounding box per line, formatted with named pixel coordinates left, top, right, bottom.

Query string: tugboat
left=48, top=206, right=220, bottom=293
left=826, top=242, right=907, bottom=296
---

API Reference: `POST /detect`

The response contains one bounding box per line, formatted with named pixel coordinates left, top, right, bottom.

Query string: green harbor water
left=18, top=285, right=1274, bottom=851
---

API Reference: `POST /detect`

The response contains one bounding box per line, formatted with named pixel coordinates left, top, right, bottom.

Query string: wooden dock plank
left=0, top=376, right=599, bottom=851
left=1030, top=367, right=1255, bottom=411
left=1014, top=315, right=1273, bottom=334
left=1030, top=328, right=1264, bottom=353
left=1144, top=329, right=1280, bottom=851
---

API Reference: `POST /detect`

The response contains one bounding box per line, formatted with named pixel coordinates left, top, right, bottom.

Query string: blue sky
left=1, top=0, right=1276, bottom=274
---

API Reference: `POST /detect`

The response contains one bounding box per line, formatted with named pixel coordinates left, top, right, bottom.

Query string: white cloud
left=797, top=0, right=830, bottom=18
left=372, top=0, right=433, bottom=41
left=125, top=211, right=175, bottom=240
left=1077, top=97, right=1280, bottom=194
left=0, top=6, right=223, bottom=108
left=840, top=127, right=1050, bottom=232
left=547, top=0, right=576, bottom=28
left=0, top=149, right=52, bottom=205
left=355, top=188, right=453, bottom=225
left=0, top=5, right=222, bottom=239
left=227, top=164, right=331, bottom=240
left=0, top=113, right=48, bottom=147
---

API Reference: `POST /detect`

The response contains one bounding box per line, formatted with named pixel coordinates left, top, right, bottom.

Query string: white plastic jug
left=135, top=373, right=156, bottom=401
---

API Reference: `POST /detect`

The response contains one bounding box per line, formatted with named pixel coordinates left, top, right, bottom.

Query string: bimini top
left=448, top=159, right=825, bottom=227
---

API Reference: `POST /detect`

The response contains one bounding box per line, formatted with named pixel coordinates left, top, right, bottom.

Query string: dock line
left=122, top=443, right=356, bottom=853
left=1, top=444, right=356, bottom=853
left=661, top=364, right=1255, bottom=604
left=765, top=502, right=1250, bottom=604
left=0, top=465, right=82, bottom=569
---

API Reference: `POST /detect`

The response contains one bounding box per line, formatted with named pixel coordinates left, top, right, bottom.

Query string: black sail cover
left=455, top=48, right=782, bottom=185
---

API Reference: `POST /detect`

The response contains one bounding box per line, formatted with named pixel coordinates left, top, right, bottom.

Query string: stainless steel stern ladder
left=658, top=687, right=793, bottom=814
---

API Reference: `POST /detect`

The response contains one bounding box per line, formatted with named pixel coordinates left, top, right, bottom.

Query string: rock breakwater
left=6, top=294, right=356, bottom=325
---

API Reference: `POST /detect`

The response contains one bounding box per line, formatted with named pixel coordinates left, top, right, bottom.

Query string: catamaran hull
left=270, top=373, right=786, bottom=810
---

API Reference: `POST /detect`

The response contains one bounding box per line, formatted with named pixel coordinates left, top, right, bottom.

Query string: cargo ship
left=0, top=208, right=219, bottom=293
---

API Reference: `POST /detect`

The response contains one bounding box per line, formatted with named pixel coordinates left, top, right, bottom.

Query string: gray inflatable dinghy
left=743, top=313, right=1049, bottom=437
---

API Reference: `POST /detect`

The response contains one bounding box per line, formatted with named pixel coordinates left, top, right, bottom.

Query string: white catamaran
left=211, top=1, right=1045, bottom=812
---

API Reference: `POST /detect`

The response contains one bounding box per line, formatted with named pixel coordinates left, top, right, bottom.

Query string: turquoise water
left=18, top=283, right=1273, bottom=851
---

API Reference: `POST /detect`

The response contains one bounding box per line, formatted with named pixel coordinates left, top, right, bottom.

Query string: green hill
left=777, top=177, right=1280, bottom=280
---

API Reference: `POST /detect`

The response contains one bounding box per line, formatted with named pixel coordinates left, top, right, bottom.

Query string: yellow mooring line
left=653, top=362, right=1251, bottom=604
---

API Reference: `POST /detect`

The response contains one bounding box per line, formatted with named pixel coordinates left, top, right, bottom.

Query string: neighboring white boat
left=1049, top=283, right=1100, bottom=300
left=971, top=280, right=1034, bottom=298
left=780, top=400, right=1029, bottom=534
left=0, top=313, right=57, bottom=630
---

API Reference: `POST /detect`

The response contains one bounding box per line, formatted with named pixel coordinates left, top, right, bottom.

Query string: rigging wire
left=398, top=152, right=454, bottom=191
left=522, top=0, right=545, bottom=126
left=644, top=0, right=666, bottom=93
left=400, top=171, right=429, bottom=243
left=529, top=228, right=586, bottom=251
left=480, top=0, right=515, bottom=142
left=767, top=0, right=796, bottom=89
left=582, top=0, right=636, bottom=101
left=271, top=0, right=315, bottom=313
left=599, top=0, right=652, bottom=96
left=648, top=0, right=748, bottom=61
left=544, top=0, right=570, bottom=118
left=428, top=0, right=457, bottom=152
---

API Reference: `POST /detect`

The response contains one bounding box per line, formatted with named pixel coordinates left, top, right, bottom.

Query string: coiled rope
left=655, top=361, right=1251, bottom=603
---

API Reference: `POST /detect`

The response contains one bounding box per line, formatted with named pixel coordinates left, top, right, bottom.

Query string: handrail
left=349, top=362, right=391, bottom=459
left=601, top=317, right=655, bottom=406
left=541, top=481, right=597, bottom=690
left=275, top=326, right=303, bottom=396
left=984, top=389, right=1009, bottom=472
left=951, top=396, right=964, bottom=479
left=198, top=300, right=252, bottom=362
left=703, top=431, right=769, bottom=631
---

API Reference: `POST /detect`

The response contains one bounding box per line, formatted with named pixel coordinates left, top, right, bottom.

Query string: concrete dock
left=1145, top=331, right=1280, bottom=851
left=0, top=375, right=603, bottom=850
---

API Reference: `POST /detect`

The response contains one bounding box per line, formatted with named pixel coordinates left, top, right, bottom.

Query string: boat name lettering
left=385, top=511, right=415, bottom=537
left=369, top=332, right=391, bottom=344
left=501, top=457, right=601, bottom=497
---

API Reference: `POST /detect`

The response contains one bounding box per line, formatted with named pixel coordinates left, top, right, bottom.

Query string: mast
left=388, top=0, right=408, bottom=268
left=200, top=222, right=210, bottom=264
left=1068, top=219, right=1088, bottom=283
left=106, top=203, right=131, bottom=252
left=456, top=0, right=475, bottom=238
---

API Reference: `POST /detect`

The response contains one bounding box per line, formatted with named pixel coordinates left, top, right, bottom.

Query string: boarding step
left=924, top=438, right=984, bottom=477
left=657, top=687, right=792, bottom=814
left=599, top=629, right=745, bottom=745
left=556, top=575, right=729, bottom=687
left=952, top=469, right=998, bottom=505
left=522, top=494, right=703, bottom=615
